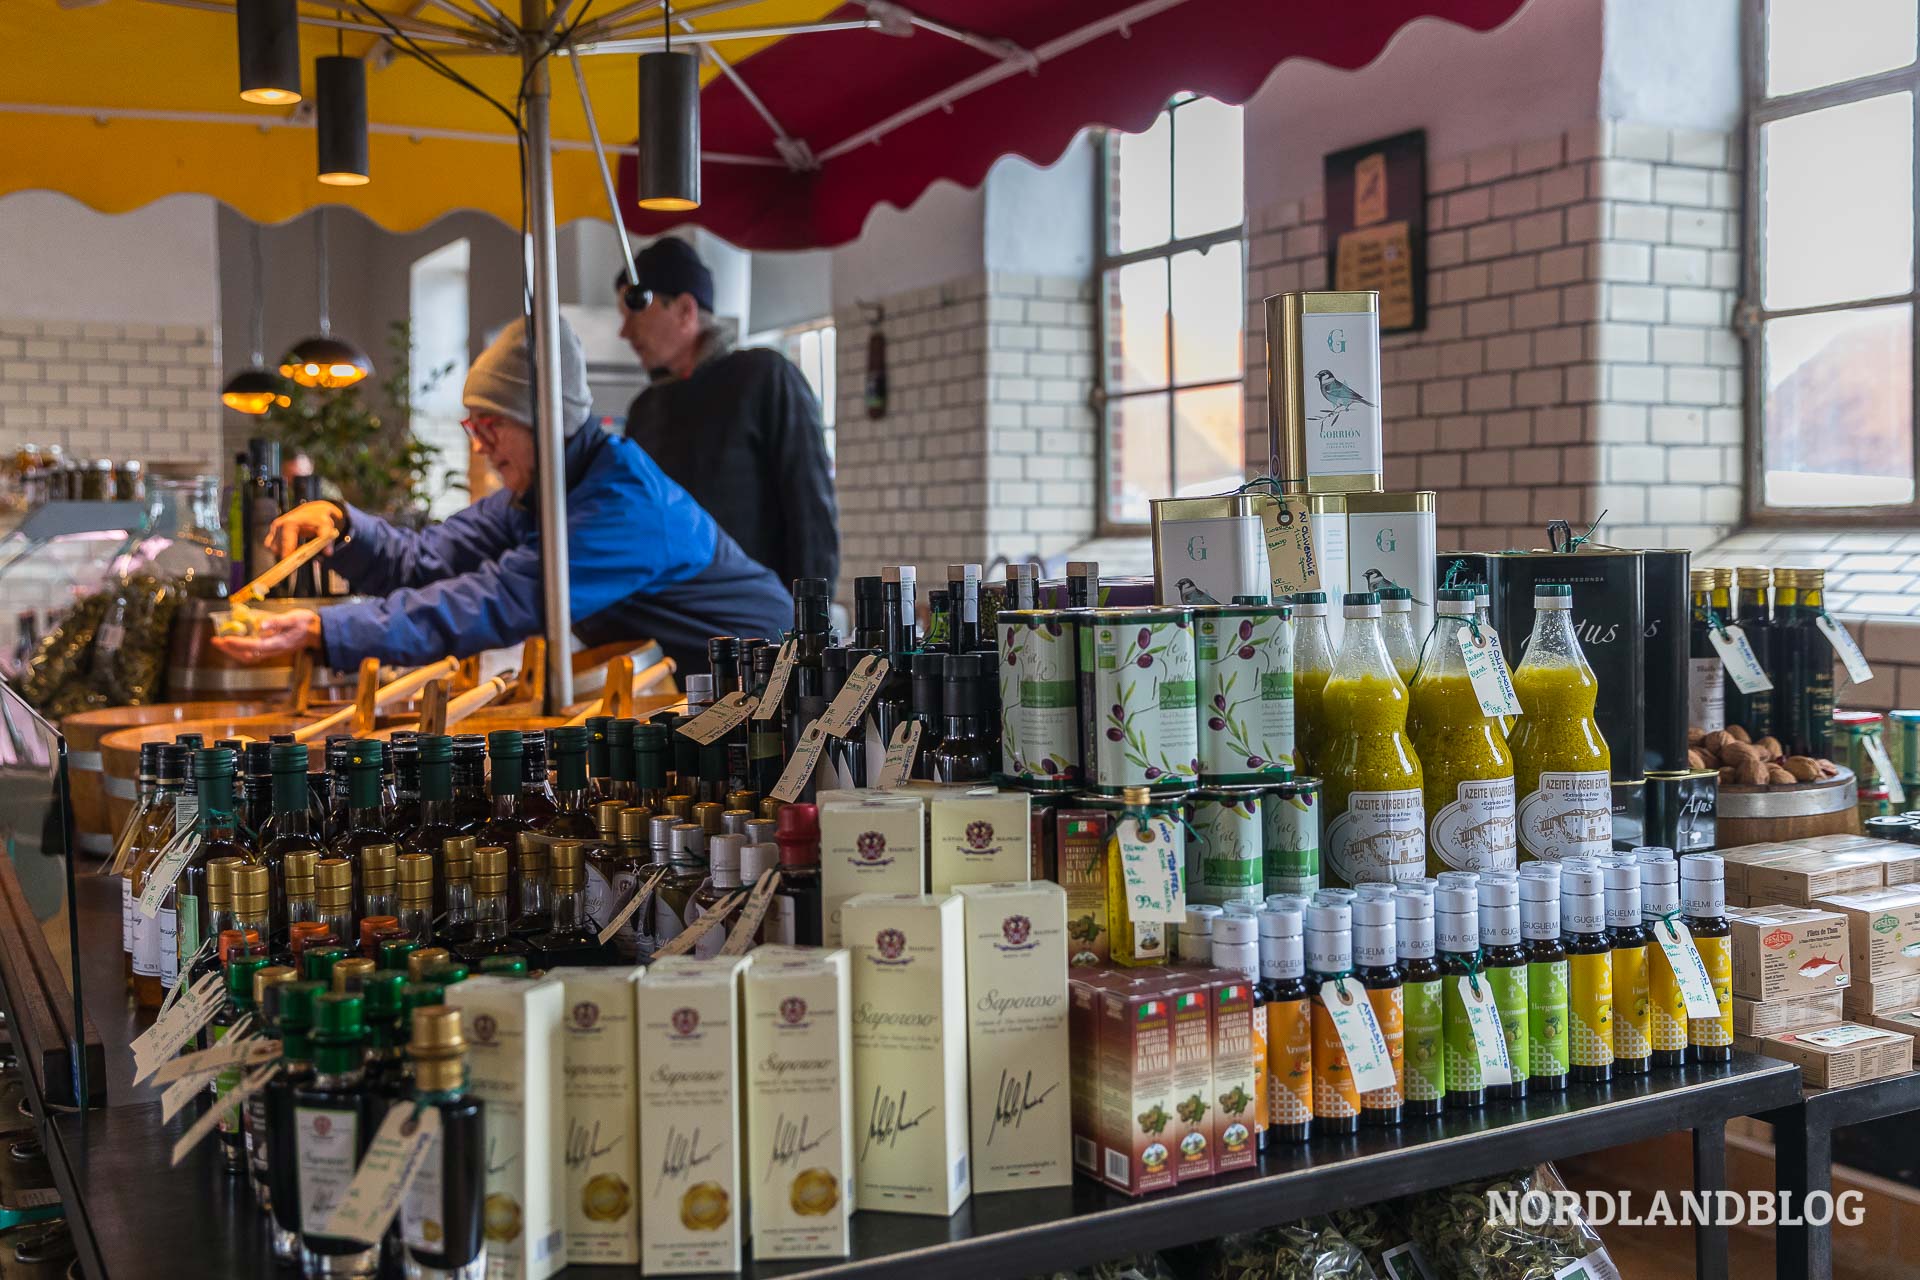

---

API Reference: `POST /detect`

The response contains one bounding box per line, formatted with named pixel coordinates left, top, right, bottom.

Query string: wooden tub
left=63, top=700, right=275, bottom=854
left=1715, top=767, right=1861, bottom=849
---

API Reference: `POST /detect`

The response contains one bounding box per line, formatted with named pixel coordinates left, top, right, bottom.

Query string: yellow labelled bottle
left=1603, top=856, right=1652, bottom=1076
left=1259, top=906, right=1313, bottom=1144
left=1377, top=586, right=1420, bottom=684
left=1477, top=875, right=1529, bottom=1100
left=1320, top=592, right=1424, bottom=888
left=1410, top=587, right=1517, bottom=876
left=1519, top=864, right=1568, bottom=1090
left=1305, top=899, right=1361, bottom=1135
left=1213, top=914, right=1266, bottom=1151
left=1436, top=885, right=1488, bottom=1109
left=1637, top=848, right=1690, bottom=1069
left=1681, top=852, right=1733, bottom=1063
left=1510, top=584, right=1613, bottom=863
left=1106, top=785, right=1181, bottom=966
left=1393, top=888, right=1444, bottom=1117
left=1561, top=861, right=1614, bottom=1084
left=1353, top=896, right=1404, bottom=1128
left=1290, top=592, right=1336, bottom=774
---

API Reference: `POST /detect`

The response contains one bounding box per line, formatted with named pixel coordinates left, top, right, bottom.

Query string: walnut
left=1767, top=765, right=1796, bottom=785
left=1718, top=766, right=1740, bottom=785
left=1817, top=758, right=1840, bottom=777
left=1727, top=724, right=1752, bottom=743
left=1702, top=730, right=1735, bottom=756
left=1756, top=735, right=1785, bottom=762
left=1687, top=748, right=1708, bottom=770
left=1782, top=756, right=1821, bottom=782
left=1688, top=726, right=1708, bottom=746
left=1740, top=755, right=1770, bottom=786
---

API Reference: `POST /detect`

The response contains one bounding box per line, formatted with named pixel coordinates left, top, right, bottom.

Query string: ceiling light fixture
left=316, top=50, right=370, bottom=186
left=636, top=1, right=700, bottom=211
left=282, top=209, right=373, bottom=389
left=236, top=0, right=301, bottom=105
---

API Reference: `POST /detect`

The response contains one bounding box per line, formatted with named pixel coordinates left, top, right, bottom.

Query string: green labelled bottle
left=1290, top=593, right=1336, bottom=775
left=1681, top=852, right=1733, bottom=1063
left=1477, top=875, right=1529, bottom=1100
left=1520, top=862, right=1568, bottom=1091
left=1436, top=885, right=1485, bottom=1109
left=1604, top=856, right=1652, bottom=1076
left=1353, top=896, right=1404, bottom=1128
left=1561, top=860, right=1613, bottom=1084
left=1394, top=888, right=1443, bottom=1117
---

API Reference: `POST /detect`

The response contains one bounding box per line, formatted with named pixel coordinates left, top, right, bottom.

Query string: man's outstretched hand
left=210, top=608, right=322, bottom=664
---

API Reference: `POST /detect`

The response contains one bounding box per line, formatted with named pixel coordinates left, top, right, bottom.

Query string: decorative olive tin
left=1078, top=607, right=1199, bottom=794
left=1189, top=787, right=1266, bottom=906
left=996, top=609, right=1081, bottom=789
left=1194, top=602, right=1296, bottom=786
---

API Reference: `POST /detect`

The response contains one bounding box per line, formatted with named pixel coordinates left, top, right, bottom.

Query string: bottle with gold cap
left=1730, top=567, right=1775, bottom=738
left=530, top=841, right=607, bottom=968
left=361, top=844, right=400, bottom=920
left=171, top=747, right=262, bottom=995
left=265, top=979, right=324, bottom=1264
left=585, top=803, right=638, bottom=948
left=399, top=1006, right=486, bottom=1280
left=246, top=964, right=298, bottom=1213
left=293, top=991, right=378, bottom=1279
left=405, top=736, right=463, bottom=916
left=283, top=850, right=320, bottom=936
left=406, top=947, right=452, bottom=983
left=455, top=846, right=516, bottom=963
left=397, top=852, right=434, bottom=946
left=1770, top=569, right=1816, bottom=755
left=314, top=858, right=355, bottom=951
left=1687, top=569, right=1726, bottom=735
left=509, top=840, right=552, bottom=941
left=1105, top=785, right=1180, bottom=967
left=441, top=837, right=477, bottom=949
left=476, top=731, right=535, bottom=919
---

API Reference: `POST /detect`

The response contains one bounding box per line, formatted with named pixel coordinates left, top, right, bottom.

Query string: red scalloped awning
left=619, top=0, right=1528, bottom=250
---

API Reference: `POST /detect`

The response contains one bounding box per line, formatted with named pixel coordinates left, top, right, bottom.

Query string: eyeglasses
left=461, top=415, right=503, bottom=449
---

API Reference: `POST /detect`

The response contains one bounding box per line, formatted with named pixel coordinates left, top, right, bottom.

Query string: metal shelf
left=1760, top=1069, right=1920, bottom=1280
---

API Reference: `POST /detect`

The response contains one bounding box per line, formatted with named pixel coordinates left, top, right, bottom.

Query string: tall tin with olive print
left=1262, top=780, right=1321, bottom=897
left=1195, top=602, right=1296, bottom=785
left=1190, top=788, right=1265, bottom=907
left=1081, top=607, right=1200, bottom=794
left=997, top=610, right=1081, bottom=787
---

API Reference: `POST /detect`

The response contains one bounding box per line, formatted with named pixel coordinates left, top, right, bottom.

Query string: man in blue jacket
left=211, top=315, right=791, bottom=676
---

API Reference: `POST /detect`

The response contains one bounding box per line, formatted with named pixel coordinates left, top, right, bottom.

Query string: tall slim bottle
left=1106, top=786, right=1175, bottom=967
left=169, top=747, right=259, bottom=994
left=405, top=736, right=461, bottom=917
left=399, top=1007, right=487, bottom=1280
left=1562, top=861, right=1613, bottom=1085
left=1258, top=905, right=1313, bottom=1143
left=1687, top=569, right=1726, bottom=735
left=518, top=731, right=558, bottom=827
left=1353, top=896, right=1404, bottom=1127
left=294, top=992, right=378, bottom=1279
left=1509, top=585, right=1612, bottom=863
left=449, top=736, right=489, bottom=833
left=330, top=741, right=399, bottom=916
left=945, top=563, right=982, bottom=653
left=475, top=732, right=535, bottom=928
left=266, top=980, right=323, bottom=1264
left=1410, top=587, right=1517, bottom=876
left=1290, top=592, right=1335, bottom=775
left=1320, top=592, right=1423, bottom=888
left=389, top=735, right=423, bottom=841
left=1520, top=865, right=1568, bottom=1091
left=606, top=717, right=639, bottom=806
left=128, top=743, right=194, bottom=1009
left=116, top=742, right=164, bottom=987
left=1638, top=848, right=1690, bottom=1069
left=1305, top=899, right=1361, bottom=1135
left=1436, top=885, right=1487, bottom=1109
left=1769, top=570, right=1809, bottom=755
left=1394, top=889, right=1444, bottom=1117
left=1798, top=569, right=1835, bottom=760
left=1478, top=876, right=1529, bottom=1100
left=1604, top=856, right=1651, bottom=1076
left=1729, top=567, right=1775, bottom=739
left=1681, top=852, right=1733, bottom=1064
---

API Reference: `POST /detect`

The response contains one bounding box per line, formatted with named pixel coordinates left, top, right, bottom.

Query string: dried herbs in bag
left=21, top=591, right=110, bottom=718
left=1024, top=1251, right=1177, bottom=1280
left=1408, top=1164, right=1614, bottom=1280
left=1206, top=1216, right=1379, bottom=1280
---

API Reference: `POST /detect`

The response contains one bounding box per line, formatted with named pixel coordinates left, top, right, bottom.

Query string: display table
left=1760, top=1070, right=1920, bottom=1280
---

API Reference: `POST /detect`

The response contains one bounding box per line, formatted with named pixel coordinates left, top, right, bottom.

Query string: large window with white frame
left=1098, top=94, right=1246, bottom=530
left=1748, top=0, right=1920, bottom=517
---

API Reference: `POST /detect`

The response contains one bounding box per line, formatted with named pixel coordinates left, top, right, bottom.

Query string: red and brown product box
left=1742, top=853, right=1883, bottom=909
left=1056, top=807, right=1116, bottom=967
left=1068, top=975, right=1104, bottom=1174
left=1814, top=887, right=1920, bottom=984
left=1733, top=990, right=1845, bottom=1038
left=1844, top=973, right=1920, bottom=1019
left=1029, top=797, right=1056, bottom=882
left=1741, top=1021, right=1914, bottom=1088
left=1207, top=968, right=1260, bottom=1174
left=1095, top=973, right=1177, bottom=1196
left=1163, top=971, right=1216, bottom=1183
left=1730, top=905, right=1850, bottom=1000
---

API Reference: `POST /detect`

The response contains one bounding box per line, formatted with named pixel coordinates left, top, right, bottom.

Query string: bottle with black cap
left=852, top=576, right=887, bottom=649
left=910, top=652, right=945, bottom=777
left=1478, top=875, right=1529, bottom=1099
left=449, top=735, right=489, bottom=832
left=926, top=588, right=952, bottom=649
left=883, top=565, right=919, bottom=651
left=1259, top=904, right=1313, bottom=1143
left=744, top=645, right=787, bottom=798
left=1305, top=898, right=1362, bottom=1135
left=389, top=733, right=423, bottom=841
left=518, top=730, right=558, bottom=826
left=1562, top=860, right=1614, bottom=1083
left=241, top=436, right=286, bottom=586
left=324, top=737, right=353, bottom=842
left=1066, top=561, right=1099, bottom=610
left=1520, top=865, right=1568, bottom=1090
left=1681, top=852, right=1733, bottom=1063
left=825, top=647, right=878, bottom=788
left=1353, top=894, right=1404, bottom=1127
left=946, top=563, right=983, bottom=653
left=294, top=991, right=378, bottom=1279
left=398, top=1006, right=487, bottom=1280
left=242, top=741, right=276, bottom=845
left=1437, top=884, right=1488, bottom=1108
left=1006, top=561, right=1039, bottom=611
left=1394, top=889, right=1445, bottom=1116
left=1604, top=856, right=1651, bottom=1076
left=927, top=653, right=995, bottom=783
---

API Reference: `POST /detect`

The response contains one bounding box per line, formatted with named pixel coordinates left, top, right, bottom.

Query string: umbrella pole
left=522, top=0, right=575, bottom=715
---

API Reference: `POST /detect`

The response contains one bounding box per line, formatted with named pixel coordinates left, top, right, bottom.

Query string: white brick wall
left=1244, top=121, right=1744, bottom=553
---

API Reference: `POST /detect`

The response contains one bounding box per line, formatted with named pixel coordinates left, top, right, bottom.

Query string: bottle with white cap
left=1561, top=860, right=1614, bottom=1084
left=1437, top=885, right=1488, bottom=1109
left=1680, top=852, right=1733, bottom=1063
left=1180, top=905, right=1224, bottom=967
left=1305, top=899, right=1361, bottom=1135
left=1212, top=913, right=1265, bottom=1151
left=1353, top=896, right=1404, bottom=1128
left=1258, top=906, right=1312, bottom=1144
left=734, top=842, right=779, bottom=948
left=1519, top=865, right=1568, bottom=1091
left=1411, top=586, right=1518, bottom=879
left=1509, top=583, right=1613, bottom=862
left=1394, top=889, right=1444, bottom=1115
left=1638, top=849, right=1689, bottom=1068
left=1321, top=592, right=1426, bottom=888
left=1478, top=876, right=1529, bottom=1100
left=1604, top=856, right=1652, bottom=1076
left=1291, top=592, right=1336, bottom=775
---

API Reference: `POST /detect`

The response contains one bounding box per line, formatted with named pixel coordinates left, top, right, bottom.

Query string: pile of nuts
left=1686, top=724, right=1840, bottom=786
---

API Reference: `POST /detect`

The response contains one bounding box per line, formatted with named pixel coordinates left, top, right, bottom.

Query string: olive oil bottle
left=1477, top=875, right=1529, bottom=1100
left=1728, top=568, right=1774, bottom=736
left=1305, top=898, right=1361, bottom=1135
left=1353, top=895, right=1404, bottom=1127
left=1259, top=905, right=1313, bottom=1143
left=399, top=1007, right=487, bottom=1280
left=1637, top=848, right=1690, bottom=1069
left=1106, top=786, right=1178, bottom=966
left=1562, top=861, right=1614, bottom=1084
left=1604, top=856, right=1651, bottom=1076
left=1519, top=865, right=1568, bottom=1091
left=1681, top=852, right=1733, bottom=1064
left=1394, top=888, right=1444, bottom=1116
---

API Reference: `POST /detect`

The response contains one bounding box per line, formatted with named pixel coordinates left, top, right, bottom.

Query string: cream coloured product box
left=559, top=967, right=643, bottom=1265
left=930, top=788, right=1032, bottom=894
left=957, top=882, right=1071, bottom=1192
left=1740, top=1021, right=1914, bottom=1088
left=744, top=948, right=854, bottom=1260
left=1815, top=886, right=1920, bottom=983
left=637, top=955, right=751, bottom=1276
left=1733, top=989, right=1846, bottom=1037
left=843, top=892, right=971, bottom=1216
left=1845, top=972, right=1920, bottom=1018
left=447, top=974, right=567, bottom=1280
left=1730, top=905, right=1850, bottom=1000
left=820, top=794, right=927, bottom=947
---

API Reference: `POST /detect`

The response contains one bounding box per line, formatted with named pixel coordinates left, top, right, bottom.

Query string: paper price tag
left=597, top=866, right=668, bottom=946
left=770, top=720, right=830, bottom=803
left=653, top=889, right=748, bottom=957
left=136, top=827, right=201, bottom=919
left=156, top=936, right=214, bottom=1019
left=675, top=691, right=758, bottom=745
left=131, top=972, right=226, bottom=1082
left=1863, top=731, right=1907, bottom=805
left=751, top=641, right=798, bottom=720
left=1318, top=978, right=1397, bottom=1093
left=1456, top=626, right=1522, bottom=718
left=1707, top=624, right=1773, bottom=694
left=159, top=1071, right=206, bottom=1123
left=1256, top=494, right=1321, bottom=597
left=1815, top=613, right=1874, bottom=685
left=720, top=869, right=783, bottom=956
left=1552, top=1249, right=1623, bottom=1280
left=320, top=1104, right=443, bottom=1244
left=874, top=721, right=921, bottom=789
left=1653, top=918, right=1722, bottom=1019
left=170, top=1062, right=278, bottom=1166
left=152, top=1028, right=276, bottom=1086
left=1456, top=974, right=1513, bottom=1087
left=1118, top=813, right=1185, bottom=924
left=818, top=655, right=890, bottom=738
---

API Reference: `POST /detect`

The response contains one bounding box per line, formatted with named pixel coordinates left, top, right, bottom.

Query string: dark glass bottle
left=531, top=841, right=608, bottom=967
left=404, top=735, right=461, bottom=916
left=242, top=742, right=275, bottom=846
left=247, top=965, right=298, bottom=1216
left=1304, top=901, right=1360, bottom=1136
left=1066, top=560, right=1099, bottom=609
left=945, top=563, right=982, bottom=653
left=212, top=954, right=268, bottom=1174
left=330, top=741, right=398, bottom=916
left=294, top=992, right=378, bottom=1279
left=260, top=743, right=326, bottom=948
left=1392, top=890, right=1444, bottom=1118
left=289, top=475, right=326, bottom=596
left=675, top=676, right=715, bottom=791
left=449, top=735, right=490, bottom=832
left=926, top=588, right=952, bottom=651
left=324, top=738, right=353, bottom=844
left=1561, top=863, right=1614, bottom=1085
left=1800, top=569, right=1835, bottom=759
left=1681, top=853, right=1733, bottom=1065
left=1770, top=570, right=1810, bottom=756
left=1258, top=909, right=1313, bottom=1142
left=388, top=733, right=423, bottom=841
left=241, top=437, right=286, bottom=588
left=771, top=802, right=823, bottom=946
left=1477, top=879, right=1530, bottom=1100
left=747, top=645, right=787, bottom=800
left=851, top=576, right=887, bottom=649
left=476, top=731, right=537, bottom=927
left=928, top=654, right=994, bottom=782
left=1006, top=562, right=1039, bottom=611
left=517, top=731, right=557, bottom=827
left=883, top=565, right=919, bottom=650
left=634, top=722, right=670, bottom=811
left=1687, top=569, right=1726, bottom=735
left=910, top=653, right=945, bottom=779
left=398, top=1007, right=487, bottom=1280
left=439, top=838, right=478, bottom=951
left=1729, top=567, right=1774, bottom=738
left=584, top=715, right=614, bottom=802
left=173, top=747, right=260, bottom=985
left=1520, top=869, right=1569, bottom=1091
left=266, top=980, right=323, bottom=1266
left=540, top=726, right=599, bottom=844
left=361, top=971, right=410, bottom=1097
left=454, top=846, right=515, bottom=963
left=607, top=717, right=640, bottom=806
left=1352, top=897, right=1404, bottom=1127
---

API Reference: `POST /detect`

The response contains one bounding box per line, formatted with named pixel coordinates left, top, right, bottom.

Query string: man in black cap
left=617, top=235, right=840, bottom=595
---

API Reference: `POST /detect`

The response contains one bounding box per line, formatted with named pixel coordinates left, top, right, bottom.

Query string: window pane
left=1767, top=0, right=1916, bottom=96
left=1173, top=384, right=1245, bottom=497
left=1109, top=111, right=1171, bottom=254
left=1172, top=96, right=1244, bottom=239
left=1763, top=93, right=1914, bottom=310
left=1105, top=260, right=1170, bottom=392
left=1107, top=393, right=1169, bottom=525
left=1763, top=304, right=1914, bottom=508
left=1170, top=242, right=1245, bottom=385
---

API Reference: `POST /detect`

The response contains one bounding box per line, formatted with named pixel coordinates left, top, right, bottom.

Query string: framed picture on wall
left=1323, top=129, right=1427, bottom=333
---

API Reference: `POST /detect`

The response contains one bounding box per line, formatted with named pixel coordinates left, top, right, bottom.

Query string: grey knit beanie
left=462, top=315, right=593, bottom=434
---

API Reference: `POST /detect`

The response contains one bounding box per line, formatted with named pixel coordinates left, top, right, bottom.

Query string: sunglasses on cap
left=620, top=284, right=655, bottom=312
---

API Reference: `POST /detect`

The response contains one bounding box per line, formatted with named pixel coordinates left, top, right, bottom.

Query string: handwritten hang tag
left=156, top=936, right=215, bottom=1019
left=1318, top=978, right=1397, bottom=1093
left=675, top=691, right=758, bottom=746
left=1653, top=918, right=1722, bottom=1019
left=320, top=1104, right=443, bottom=1244
left=1815, top=613, right=1874, bottom=685
left=1707, top=624, right=1773, bottom=695
left=131, top=972, right=226, bottom=1081
left=170, top=1062, right=278, bottom=1166
left=1863, top=732, right=1908, bottom=805
left=1456, top=626, right=1522, bottom=718
left=751, top=641, right=798, bottom=721
left=597, top=867, right=668, bottom=946
left=1118, top=813, right=1185, bottom=924
left=1457, top=975, right=1513, bottom=1087
left=874, top=721, right=922, bottom=790
left=653, top=889, right=748, bottom=958
left=819, top=656, right=890, bottom=738
left=770, top=721, right=831, bottom=803
left=159, top=1071, right=206, bottom=1124
left=151, top=1029, right=276, bottom=1086
left=720, top=869, right=783, bottom=956
left=136, top=826, right=201, bottom=919
left=1256, top=494, right=1321, bottom=597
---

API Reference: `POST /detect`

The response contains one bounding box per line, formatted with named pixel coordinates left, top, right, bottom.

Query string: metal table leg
left=1767, top=1103, right=1829, bottom=1280
left=1693, top=1119, right=1729, bottom=1280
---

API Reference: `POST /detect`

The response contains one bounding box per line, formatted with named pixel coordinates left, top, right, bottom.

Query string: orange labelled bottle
left=1353, top=895, right=1404, bottom=1128
left=1259, top=904, right=1313, bottom=1144
left=1305, top=899, right=1362, bottom=1135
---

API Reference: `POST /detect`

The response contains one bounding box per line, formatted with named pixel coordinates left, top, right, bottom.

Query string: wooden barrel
left=65, top=700, right=275, bottom=852
left=165, top=596, right=366, bottom=700
left=1715, top=768, right=1862, bottom=848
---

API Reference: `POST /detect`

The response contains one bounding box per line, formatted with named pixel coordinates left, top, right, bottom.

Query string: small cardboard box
left=1745, top=1021, right=1915, bottom=1088
left=1094, top=972, right=1178, bottom=1196
left=1208, top=969, right=1261, bottom=1174
left=1055, top=807, right=1116, bottom=966
left=1730, top=905, right=1850, bottom=1000
left=1716, top=844, right=1800, bottom=900
left=1743, top=852, right=1884, bottom=908
left=819, top=793, right=927, bottom=946
left=1859, top=842, right=1920, bottom=886
left=1733, top=990, right=1846, bottom=1038
left=558, top=967, right=644, bottom=1265
left=1162, top=970, right=1215, bottom=1184
left=929, top=788, right=1033, bottom=894
left=1868, top=1007, right=1920, bottom=1038
left=1816, top=886, right=1920, bottom=984
left=1845, top=972, right=1920, bottom=1018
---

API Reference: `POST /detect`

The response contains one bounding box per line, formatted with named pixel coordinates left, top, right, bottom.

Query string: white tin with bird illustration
left=1264, top=290, right=1383, bottom=493
left=1149, top=493, right=1274, bottom=608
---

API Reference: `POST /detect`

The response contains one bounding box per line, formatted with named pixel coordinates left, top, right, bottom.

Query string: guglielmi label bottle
left=1306, top=900, right=1361, bottom=1135
left=1520, top=865, right=1569, bottom=1091
left=1353, top=897, right=1404, bottom=1128
left=1477, top=876, right=1529, bottom=1100
left=1394, top=888, right=1444, bottom=1116
left=1682, top=852, right=1733, bottom=1062
left=1604, top=856, right=1652, bottom=1076
left=1259, top=907, right=1313, bottom=1144
left=1637, top=847, right=1690, bottom=1069
left=1561, top=861, right=1614, bottom=1084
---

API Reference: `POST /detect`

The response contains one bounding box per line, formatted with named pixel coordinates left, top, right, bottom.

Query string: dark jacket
left=317, top=423, right=790, bottom=676
left=623, top=337, right=839, bottom=594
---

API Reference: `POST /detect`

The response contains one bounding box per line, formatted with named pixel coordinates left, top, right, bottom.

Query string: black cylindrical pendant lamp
left=636, top=50, right=700, bottom=211
left=316, top=55, right=370, bottom=187
left=237, top=0, right=302, bottom=105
